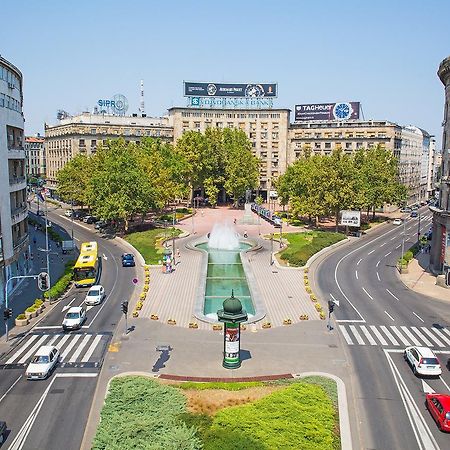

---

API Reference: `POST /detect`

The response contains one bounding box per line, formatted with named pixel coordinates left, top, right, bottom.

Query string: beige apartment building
left=167, top=107, right=290, bottom=195
left=24, top=135, right=45, bottom=177
left=44, top=113, right=173, bottom=190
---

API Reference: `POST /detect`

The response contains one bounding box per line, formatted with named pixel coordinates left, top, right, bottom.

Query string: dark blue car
left=121, top=254, right=135, bottom=267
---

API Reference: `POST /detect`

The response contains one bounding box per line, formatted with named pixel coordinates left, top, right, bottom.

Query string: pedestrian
left=34, top=224, right=37, bottom=231
left=33, top=237, right=37, bottom=245
left=176, top=248, right=180, bottom=258
left=30, top=253, right=34, bottom=260
left=243, top=230, right=248, bottom=238
left=201, top=209, right=204, bottom=217
left=233, top=218, right=237, bottom=225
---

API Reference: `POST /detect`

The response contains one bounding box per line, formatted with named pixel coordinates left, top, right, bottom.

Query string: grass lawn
left=92, top=376, right=340, bottom=450
left=124, top=227, right=182, bottom=264
left=277, top=231, right=345, bottom=267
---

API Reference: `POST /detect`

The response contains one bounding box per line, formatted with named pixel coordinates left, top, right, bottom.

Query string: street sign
left=132, top=278, right=138, bottom=285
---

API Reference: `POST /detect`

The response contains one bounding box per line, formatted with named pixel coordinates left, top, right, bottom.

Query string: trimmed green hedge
left=176, top=381, right=263, bottom=391
left=43, top=260, right=74, bottom=299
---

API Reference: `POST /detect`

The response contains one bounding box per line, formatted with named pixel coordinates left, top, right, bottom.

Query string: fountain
left=208, top=222, right=240, bottom=250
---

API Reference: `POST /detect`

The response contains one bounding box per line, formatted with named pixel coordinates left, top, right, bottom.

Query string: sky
left=1, top=0, right=449, bottom=146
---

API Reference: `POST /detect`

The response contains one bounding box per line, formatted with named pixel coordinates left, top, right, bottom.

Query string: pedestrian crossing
left=1, top=332, right=111, bottom=369
left=339, top=324, right=450, bottom=348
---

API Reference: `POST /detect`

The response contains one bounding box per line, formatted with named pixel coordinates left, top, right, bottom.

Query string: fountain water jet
left=208, top=222, right=239, bottom=250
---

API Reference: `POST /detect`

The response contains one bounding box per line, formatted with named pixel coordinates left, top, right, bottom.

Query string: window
left=325, top=142, right=331, bottom=149
left=91, top=140, right=97, bottom=147
left=272, top=132, right=279, bottom=140
left=315, top=142, right=321, bottom=149
left=346, top=142, right=352, bottom=149
left=79, top=139, right=85, bottom=146
left=90, top=128, right=96, bottom=134
left=194, top=122, right=201, bottom=129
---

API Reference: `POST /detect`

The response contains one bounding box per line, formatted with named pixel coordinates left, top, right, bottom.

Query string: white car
left=26, top=345, right=59, bottom=380
left=404, top=346, right=442, bottom=377
left=64, top=210, right=72, bottom=217
left=84, top=285, right=105, bottom=306
left=393, top=218, right=403, bottom=226
left=62, top=306, right=86, bottom=331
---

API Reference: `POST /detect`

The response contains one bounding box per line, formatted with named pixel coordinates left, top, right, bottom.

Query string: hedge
left=43, top=260, right=74, bottom=299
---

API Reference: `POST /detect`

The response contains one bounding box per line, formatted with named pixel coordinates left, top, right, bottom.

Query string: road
left=314, top=207, right=450, bottom=450
left=0, top=204, right=137, bottom=450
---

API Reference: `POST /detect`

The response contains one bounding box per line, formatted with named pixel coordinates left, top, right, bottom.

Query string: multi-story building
left=167, top=107, right=290, bottom=197
left=431, top=56, right=450, bottom=274
left=44, top=112, right=173, bottom=191
left=24, top=135, right=45, bottom=177
left=0, top=56, right=29, bottom=304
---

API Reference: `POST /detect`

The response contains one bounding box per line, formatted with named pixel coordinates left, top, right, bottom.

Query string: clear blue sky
left=1, top=0, right=449, bottom=146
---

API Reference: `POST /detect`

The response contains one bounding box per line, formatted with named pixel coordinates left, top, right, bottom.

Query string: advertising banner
left=295, top=102, right=360, bottom=121
left=440, top=225, right=446, bottom=264
left=224, top=326, right=240, bottom=358
left=339, top=210, right=361, bottom=227
left=184, top=82, right=277, bottom=98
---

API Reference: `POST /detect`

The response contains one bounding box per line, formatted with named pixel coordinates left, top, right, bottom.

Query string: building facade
left=431, top=56, right=450, bottom=274
left=24, top=135, right=45, bottom=177
left=0, top=56, right=30, bottom=304
left=44, top=113, right=173, bottom=191
left=167, top=107, right=290, bottom=197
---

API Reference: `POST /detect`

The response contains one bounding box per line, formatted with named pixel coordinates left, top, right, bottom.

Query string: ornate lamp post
left=217, top=291, right=248, bottom=369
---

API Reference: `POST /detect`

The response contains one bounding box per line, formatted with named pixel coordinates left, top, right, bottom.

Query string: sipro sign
left=98, top=99, right=116, bottom=108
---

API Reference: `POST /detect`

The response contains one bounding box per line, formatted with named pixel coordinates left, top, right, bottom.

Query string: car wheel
left=403, top=351, right=408, bottom=361
left=0, top=433, right=4, bottom=444
left=413, top=366, right=418, bottom=376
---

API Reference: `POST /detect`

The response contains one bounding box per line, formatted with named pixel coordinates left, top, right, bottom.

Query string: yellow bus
left=74, top=241, right=99, bottom=287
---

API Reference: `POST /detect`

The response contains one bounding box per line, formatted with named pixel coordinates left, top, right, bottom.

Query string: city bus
left=73, top=241, right=99, bottom=287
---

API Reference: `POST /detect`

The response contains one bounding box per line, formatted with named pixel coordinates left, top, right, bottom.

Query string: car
left=420, top=200, right=427, bottom=206
left=400, top=207, right=412, bottom=213
left=121, top=253, right=135, bottom=267
left=0, top=421, right=6, bottom=445
left=83, top=216, right=98, bottom=224
left=411, top=204, right=419, bottom=210
left=62, top=306, right=86, bottom=331
left=25, top=345, right=59, bottom=380
left=84, top=285, right=105, bottom=306
left=73, top=210, right=87, bottom=220
left=36, top=210, right=45, bottom=216
left=410, top=211, right=419, bottom=218
left=404, top=346, right=442, bottom=377
left=393, top=218, right=403, bottom=226
left=64, top=209, right=72, bottom=217
left=426, top=394, right=450, bottom=432
left=95, top=220, right=108, bottom=230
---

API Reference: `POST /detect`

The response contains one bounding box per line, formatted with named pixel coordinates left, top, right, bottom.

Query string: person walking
left=33, top=236, right=37, bottom=245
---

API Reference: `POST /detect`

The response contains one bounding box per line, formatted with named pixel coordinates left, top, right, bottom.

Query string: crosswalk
left=339, top=324, right=450, bottom=348
left=1, top=332, right=111, bottom=369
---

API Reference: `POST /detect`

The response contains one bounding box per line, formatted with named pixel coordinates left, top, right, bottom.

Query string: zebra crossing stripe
left=432, top=328, right=450, bottom=346
left=369, top=326, right=388, bottom=345
left=390, top=326, right=411, bottom=346
left=55, top=334, right=71, bottom=350
left=359, top=326, right=377, bottom=345
left=441, top=328, right=450, bottom=340
left=6, top=335, right=39, bottom=364
left=349, top=325, right=365, bottom=345
left=410, top=327, right=433, bottom=346
left=380, top=326, right=399, bottom=346
left=18, top=335, right=49, bottom=364
left=47, top=335, right=60, bottom=346
left=400, top=326, right=421, bottom=346
left=81, top=335, right=102, bottom=362
left=339, top=325, right=354, bottom=345
left=68, top=335, right=92, bottom=363
left=60, top=334, right=81, bottom=361
left=421, top=327, right=445, bottom=347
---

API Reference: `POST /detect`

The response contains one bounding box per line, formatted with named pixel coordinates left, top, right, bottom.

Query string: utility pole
left=44, top=193, right=51, bottom=303
left=417, top=213, right=421, bottom=244
left=279, top=221, right=283, bottom=248
left=71, top=199, right=74, bottom=245
left=270, top=233, right=274, bottom=265
left=172, top=229, right=176, bottom=266
left=401, top=219, right=406, bottom=273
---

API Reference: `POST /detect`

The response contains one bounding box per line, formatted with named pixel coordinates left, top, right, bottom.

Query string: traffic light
left=121, top=301, right=129, bottom=315
left=328, top=300, right=335, bottom=314
left=3, top=308, right=12, bottom=320
left=37, top=272, right=50, bottom=291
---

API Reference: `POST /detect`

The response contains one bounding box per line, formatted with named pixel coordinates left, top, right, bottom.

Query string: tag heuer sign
left=339, top=210, right=361, bottom=227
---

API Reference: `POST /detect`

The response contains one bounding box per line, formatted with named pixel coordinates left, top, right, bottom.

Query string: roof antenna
left=140, top=79, right=145, bottom=116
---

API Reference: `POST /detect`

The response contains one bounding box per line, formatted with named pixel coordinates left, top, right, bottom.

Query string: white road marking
left=421, top=327, right=445, bottom=347
left=59, top=215, right=91, bottom=230
left=56, top=372, right=98, bottom=378
left=376, top=272, right=380, bottom=281
left=60, top=334, right=81, bottom=361
left=380, top=242, right=386, bottom=247
left=390, top=236, right=397, bottom=240
left=412, top=312, right=424, bottom=323
left=339, top=325, right=354, bottom=345
left=431, top=328, right=450, bottom=346
left=384, top=252, right=392, bottom=257
left=46, top=335, right=60, bottom=346
left=349, top=325, right=365, bottom=345
left=55, top=334, right=71, bottom=350
left=18, top=335, right=49, bottom=364
left=6, top=335, right=40, bottom=364
left=376, top=260, right=381, bottom=267
left=400, top=326, right=421, bottom=346
left=369, top=325, right=388, bottom=345
left=422, top=380, right=435, bottom=394
left=68, top=335, right=92, bottom=363
left=357, top=258, right=362, bottom=266
left=384, top=311, right=395, bottom=322
left=62, top=297, right=76, bottom=312
left=439, top=376, right=450, bottom=392
left=330, top=293, right=340, bottom=307
left=81, top=335, right=103, bottom=362
left=395, top=244, right=401, bottom=249
left=362, top=287, right=373, bottom=300
left=390, top=326, right=411, bottom=346
left=359, top=325, right=377, bottom=345
left=386, top=289, right=400, bottom=301
left=368, top=249, right=375, bottom=255
left=355, top=270, right=358, bottom=280
left=441, top=328, right=450, bottom=339
left=410, top=327, right=433, bottom=346
left=336, top=319, right=366, bottom=323
left=0, top=375, right=22, bottom=404
left=380, top=325, right=399, bottom=344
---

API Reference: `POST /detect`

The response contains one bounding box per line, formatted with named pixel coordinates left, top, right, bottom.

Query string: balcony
left=9, top=176, right=27, bottom=191
left=8, top=147, right=25, bottom=159
left=13, top=234, right=29, bottom=253
left=11, top=205, right=27, bottom=225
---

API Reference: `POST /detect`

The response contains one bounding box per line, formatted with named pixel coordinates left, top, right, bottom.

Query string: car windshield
left=88, top=290, right=99, bottom=296
left=31, top=355, right=49, bottom=364
left=66, top=312, right=80, bottom=319
left=123, top=255, right=133, bottom=260
left=421, top=357, right=439, bottom=365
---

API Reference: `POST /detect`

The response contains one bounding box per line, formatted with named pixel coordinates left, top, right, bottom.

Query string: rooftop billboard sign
left=184, top=82, right=277, bottom=98
left=295, top=102, right=360, bottom=121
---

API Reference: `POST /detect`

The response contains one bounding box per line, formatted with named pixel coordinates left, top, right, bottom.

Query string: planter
left=15, top=317, right=28, bottom=327
left=25, top=311, right=36, bottom=320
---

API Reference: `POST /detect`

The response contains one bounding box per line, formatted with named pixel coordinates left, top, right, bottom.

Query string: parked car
left=36, top=210, right=45, bottom=216
left=0, top=421, right=6, bottom=445
left=84, top=285, right=105, bottom=306
left=400, top=207, right=412, bottom=213
left=64, top=210, right=73, bottom=217
left=25, top=345, right=59, bottom=380
left=426, top=394, right=450, bottom=432
left=393, top=218, right=403, bottom=226
left=121, top=253, right=135, bottom=267
left=83, top=216, right=98, bottom=224
left=404, top=346, right=442, bottom=377
left=95, top=220, right=107, bottom=230
left=62, top=306, right=86, bottom=331
left=411, top=204, right=419, bottom=210
left=73, top=211, right=87, bottom=220
left=410, top=211, right=419, bottom=218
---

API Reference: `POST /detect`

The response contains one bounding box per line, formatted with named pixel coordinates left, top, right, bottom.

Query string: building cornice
left=438, top=56, right=450, bottom=86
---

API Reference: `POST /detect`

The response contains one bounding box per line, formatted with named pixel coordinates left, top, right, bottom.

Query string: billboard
left=295, top=102, right=360, bottom=121
left=339, top=210, right=361, bottom=227
left=184, top=82, right=277, bottom=98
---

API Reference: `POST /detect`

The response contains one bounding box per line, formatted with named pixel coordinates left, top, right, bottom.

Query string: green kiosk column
left=217, top=291, right=248, bottom=369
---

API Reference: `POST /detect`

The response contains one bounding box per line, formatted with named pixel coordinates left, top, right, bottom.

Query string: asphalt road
left=314, top=207, right=450, bottom=450
left=0, top=204, right=137, bottom=450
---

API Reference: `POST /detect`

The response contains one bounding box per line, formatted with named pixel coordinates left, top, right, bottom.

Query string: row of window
left=294, top=131, right=388, bottom=139
left=182, top=111, right=282, bottom=119
left=0, top=93, right=22, bottom=112
left=295, top=142, right=386, bottom=150
left=0, top=65, right=21, bottom=89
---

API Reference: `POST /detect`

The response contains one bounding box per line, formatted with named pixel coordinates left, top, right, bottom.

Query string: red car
left=426, top=394, right=450, bottom=432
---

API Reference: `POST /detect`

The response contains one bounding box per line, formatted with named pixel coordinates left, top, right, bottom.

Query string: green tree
left=203, top=177, right=220, bottom=207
